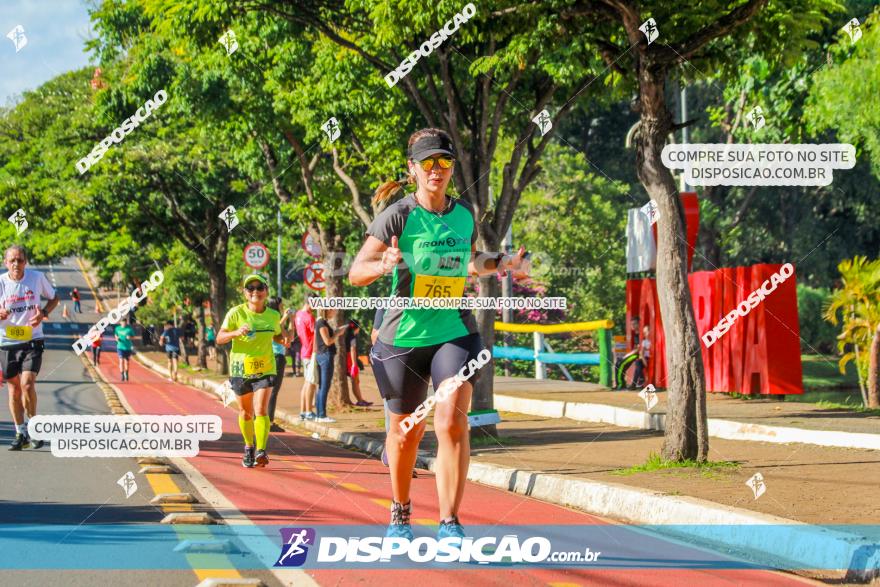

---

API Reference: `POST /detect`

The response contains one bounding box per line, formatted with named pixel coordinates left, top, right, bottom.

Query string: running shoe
left=437, top=515, right=466, bottom=540
left=31, top=438, right=44, bottom=449
left=270, top=423, right=284, bottom=432
left=8, top=433, right=30, bottom=451
left=255, top=449, right=269, bottom=467
left=355, top=400, right=372, bottom=407
left=242, top=446, right=256, bottom=468
left=299, top=412, right=307, bottom=421
left=305, top=412, right=316, bottom=421
left=386, top=500, right=413, bottom=540
left=316, top=417, right=336, bottom=423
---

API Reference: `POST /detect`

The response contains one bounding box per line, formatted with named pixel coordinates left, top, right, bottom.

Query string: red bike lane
left=97, top=355, right=812, bottom=586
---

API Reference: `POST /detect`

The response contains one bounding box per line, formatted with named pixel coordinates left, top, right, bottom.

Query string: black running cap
left=407, top=134, right=457, bottom=161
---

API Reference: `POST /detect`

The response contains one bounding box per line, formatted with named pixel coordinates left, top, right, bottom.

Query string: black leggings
left=370, top=333, right=485, bottom=414
left=268, top=353, right=286, bottom=421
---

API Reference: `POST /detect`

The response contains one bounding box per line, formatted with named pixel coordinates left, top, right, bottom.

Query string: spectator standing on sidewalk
left=295, top=296, right=317, bottom=420
left=314, top=308, right=347, bottom=423
left=346, top=320, right=372, bottom=407
left=632, top=324, right=651, bottom=388
left=266, top=297, right=293, bottom=429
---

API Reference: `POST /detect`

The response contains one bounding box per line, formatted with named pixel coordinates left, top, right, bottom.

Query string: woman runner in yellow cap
left=216, top=273, right=283, bottom=468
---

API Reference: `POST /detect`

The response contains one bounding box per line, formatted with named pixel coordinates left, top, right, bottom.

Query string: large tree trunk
left=472, top=238, right=502, bottom=439
left=197, top=303, right=208, bottom=369
left=868, top=324, right=880, bottom=408
left=208, top=262, right=228, bottom=374
left=636, top=63, right=708, bottom=462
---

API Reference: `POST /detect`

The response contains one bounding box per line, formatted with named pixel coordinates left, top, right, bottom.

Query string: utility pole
left=277, top=208, right=282, bottom=297
left=680, top=84, right=690, bottom=192
left=501, top=224, right=513, bottom=376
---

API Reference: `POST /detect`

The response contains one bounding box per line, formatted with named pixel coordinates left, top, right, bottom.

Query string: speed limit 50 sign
left=243, top=242, right=270, bottom=270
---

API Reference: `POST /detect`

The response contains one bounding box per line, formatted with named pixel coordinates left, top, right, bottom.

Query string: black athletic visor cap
left=407, top=135, right=457, bottom=161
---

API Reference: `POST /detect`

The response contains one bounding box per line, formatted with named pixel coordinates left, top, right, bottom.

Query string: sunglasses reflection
left=417, top=157, right=454, bottom=171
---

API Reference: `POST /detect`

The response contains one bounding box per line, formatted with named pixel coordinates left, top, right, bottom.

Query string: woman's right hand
left=379, top=236, right=402, bottom=275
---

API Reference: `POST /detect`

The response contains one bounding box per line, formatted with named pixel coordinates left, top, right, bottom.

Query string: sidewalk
left=135, top=348, right=880, bottom=528
left=493, top=376, right=880, bottom=436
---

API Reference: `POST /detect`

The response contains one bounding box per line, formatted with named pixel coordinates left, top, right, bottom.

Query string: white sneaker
left=316, top=417, right=336, bottom=423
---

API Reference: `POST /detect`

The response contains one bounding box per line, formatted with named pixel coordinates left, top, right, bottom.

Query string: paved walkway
left=493, top=377, right=880, bottom=435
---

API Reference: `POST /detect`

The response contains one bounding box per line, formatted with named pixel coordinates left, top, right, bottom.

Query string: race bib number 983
left=6, top=326, right=32, bottom=341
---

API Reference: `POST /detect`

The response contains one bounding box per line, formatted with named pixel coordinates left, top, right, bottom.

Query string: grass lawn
left=801, top=353, right=858, bottom=390
left=798, top=353, right=867, bottom=407
left=612, top=452, right=740, bottom=479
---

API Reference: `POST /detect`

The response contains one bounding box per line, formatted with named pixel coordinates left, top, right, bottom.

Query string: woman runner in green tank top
left=349, top=128, right=530, bottom=541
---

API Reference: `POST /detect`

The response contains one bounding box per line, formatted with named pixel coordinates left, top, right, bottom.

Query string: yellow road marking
left=144, top=468, right=242, bottom=581
left=315, top=472, right=337, bottom=479
left=338, top=482, right=368, bottom=493
left=74, top=256, right=104, bottom=313
left=372, top=498, right=392, bottom=509
left=145, top=474, right=193, bottom=512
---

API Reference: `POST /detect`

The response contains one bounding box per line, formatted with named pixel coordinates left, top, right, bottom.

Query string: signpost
left=243, top=242, right=270, bottom=270
left=302, top=232, right=321, bottom=258
left=304, top=261, right=325, bottom=291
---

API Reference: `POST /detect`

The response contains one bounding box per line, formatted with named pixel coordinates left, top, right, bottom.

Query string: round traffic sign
left=304, top=261, right=325, bottom=291
left=243, top=242, right=270, bottom=270
left=302, top=232, right=321, bottom=258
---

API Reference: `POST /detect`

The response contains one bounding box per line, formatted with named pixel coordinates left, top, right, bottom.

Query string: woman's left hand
left=505, top=246, right=531, bottom=280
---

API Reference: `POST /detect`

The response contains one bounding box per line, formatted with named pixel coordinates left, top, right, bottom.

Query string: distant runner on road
left=159, top=320, right=181, bottom=382
left=115, top=316, right=135, bottom=382
left=216, top=273, right=283, bottom=468
left=0, top=245, right=60, bottom=451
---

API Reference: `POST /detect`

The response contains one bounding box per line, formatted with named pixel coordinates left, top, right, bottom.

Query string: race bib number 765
left=413, top=275, right=465, bottom=298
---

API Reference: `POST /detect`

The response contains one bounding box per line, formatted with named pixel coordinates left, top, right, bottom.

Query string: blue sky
left=0, top=0, right=93, bottom=105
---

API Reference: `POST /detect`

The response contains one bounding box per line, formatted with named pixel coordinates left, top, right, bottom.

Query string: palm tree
left=824, top=256, right=880, bottom=407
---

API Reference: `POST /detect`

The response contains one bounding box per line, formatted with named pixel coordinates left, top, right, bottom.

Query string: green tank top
left=366, top=194, right=479, bottom=347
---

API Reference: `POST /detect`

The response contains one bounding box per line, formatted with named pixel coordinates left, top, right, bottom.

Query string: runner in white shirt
left=0, top=246, right=59, bottom=451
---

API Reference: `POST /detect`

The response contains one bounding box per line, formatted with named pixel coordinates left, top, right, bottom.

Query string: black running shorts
left=370, top=332, right=486, bottom=415
left=229, top=375, right=274, bottom=397
left=0, top=339, right=45, bottom=380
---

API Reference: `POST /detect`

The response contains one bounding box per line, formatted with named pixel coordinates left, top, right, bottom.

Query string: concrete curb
left=130, top=355, right=879, bottom=580
left=494, top=393, right=880, bottom=451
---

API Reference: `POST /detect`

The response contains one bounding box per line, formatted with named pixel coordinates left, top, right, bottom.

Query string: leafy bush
left=797, top=284, right=838, bottom=354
